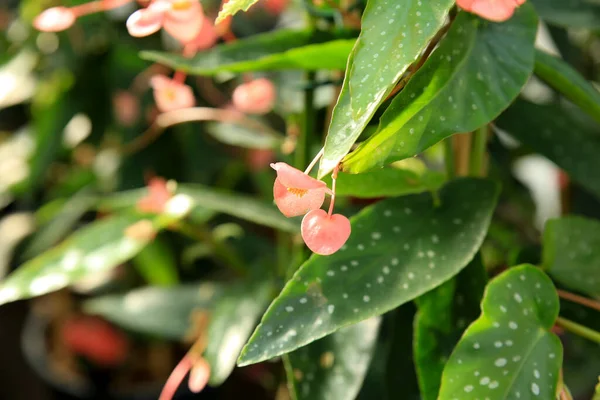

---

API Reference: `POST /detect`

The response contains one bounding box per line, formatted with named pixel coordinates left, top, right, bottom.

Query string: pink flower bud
left=137, top=176, right=172, bottom=213
left=188, top=358, right=210, bottom=393
left=126, top=6, right=165, bottom=37
left=457, top=0, right=526, bottom=22
left=271, top=162, right=328, bottom=217
left=150, top=75, right=195, bottom=112
left=301, top=209, right=351, bottom=255
left=113, top=90, right=140, bottom=126
left=33, top=7, right=76, bottom=32
left=232, top=78, right=276, bottom=115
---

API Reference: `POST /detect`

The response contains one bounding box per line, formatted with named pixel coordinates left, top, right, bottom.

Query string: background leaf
left=413, top=254, right=487, bottom=400
left=534, top=49, right=600, bottom=124
left=285, top=317, right=380, bottom=400
left=496, top=98, right=600, bottom=200
left=530, top=0, right=600, bottom=28
left=438, top=265, right=562, bottom=400
left=132, top=238, right=179, bottom=286
left=141, top=30, right=356, bottom=76
left=84, top=282, right=222, bottom=340
left=342, top=7, right=537, bottom=173
left=238, top=178, right=499, bottom=366
left=542, top=216, right=600, bottom=297
left=318, top=0, right=455, bottom=177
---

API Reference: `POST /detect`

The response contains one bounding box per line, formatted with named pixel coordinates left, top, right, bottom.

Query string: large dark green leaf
left=285, top=317, right=380, bottom=400
left=534, top=49, right=600, bottom=124
left=531, top=0, right=600, bottom=28
left=141, top=30, right=355, bottom=76
left=204, top=281, right=271, bottom=386
left=496, top=98, right=600, bottom=200
left=342, top=6, right=537, bottom=173
left=84, top=282, right=222, bottom=340
left=413, top=254, right=487, bottom=400
left=0, top=195, right=193, bottom=305
left=238, top=178, right=499, bottom=366
left=542, top=216, right=600, bottom=298
left=318, top=0, right=455, bottom=177
left=438, top=265, right=562, bottom=400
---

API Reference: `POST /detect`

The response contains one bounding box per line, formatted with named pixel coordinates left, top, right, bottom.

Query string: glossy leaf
left=285, top=317, right=380, bottom=400
left=216, top=0, right=259, bottom=23
left=534, top=49, right=600, bottom=124
left=238, top=178, right=499, bottom=366
left=414, top=254, right=487, bottom=400
left=342, top=6, right=537, bottom=173
left=0, top=198, right=193, bottom=306
left=84, top=282, right=222, bottom=340
left=496, top=98, right=600, bottom=200
left=542, top=216, right=600, bottom=297
left=324, top=167, right=445, bottom=198
left=318, top=0, right=455, bottom=177
left=141, top=30, right=355, bottom=76
left=438, top=265, right=562, bottom=399
left=204, top=281, right=271, bottom=386
left=530, top=0, right=600, bottom=28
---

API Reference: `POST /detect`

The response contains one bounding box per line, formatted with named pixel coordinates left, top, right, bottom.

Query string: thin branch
left=557, top=289, right=600, bottom=312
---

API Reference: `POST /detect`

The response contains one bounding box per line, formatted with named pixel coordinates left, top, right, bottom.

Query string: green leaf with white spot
left=542, top=216, right=600, bottom=298
left=237, top=178, right=499, bottom=366
left=534, top=49, right=600, bottom=124
left=323, top=167, right=445, bottom=198
left=414, top=254, right=487, bottom=400
left=216, top=0, right=258, bottom=23
left=141, top=30, right=356, bottom=76
left=342, top=6, right=537, bottom=173
left=0, top=205, right=190, bottom=306
left=318, top=0, right=455, bottom=177
left=438, top=265, right=563, bottom=400
left=530, top=0, right=600, bottom=28
left=285, top=317, right=381, bottom=400
left=496, top=98, right=600, bottom=200
left=204, top=280, right=272, bottom=386
left=84, top=282, right=222, bottom=340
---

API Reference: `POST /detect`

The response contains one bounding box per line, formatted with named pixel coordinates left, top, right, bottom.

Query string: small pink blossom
left=188, top=358, right=210, bottom=393
left=271, top=162, right=328, bottom=217
left=457, top=0, right=526, bottom=22
left=301, top=209, right=351, bottom=256
left=232, top=78, right=276, bottom=115
left=33, top=7, right=76, bottom=32
left=150, top=75, right=195, bottom=112
left=137, top=177, right=172, bottom=213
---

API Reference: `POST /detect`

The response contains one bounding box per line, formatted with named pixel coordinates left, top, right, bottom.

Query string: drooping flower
left=33, top=7, right=77, bottom=32
left=457, top=0, right=526, bottom=22
left=150, top=75, right=195, bottom=112
left=301, top=209, right=351, bottom=256
left=271, top=162, right=328, bottom=217
left=232, top=78, right=276, bottom=115
left=127, top=0, right=204, bottom=43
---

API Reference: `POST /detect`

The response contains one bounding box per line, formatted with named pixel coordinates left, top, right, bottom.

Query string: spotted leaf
left=414, top=254, right=487, bottom=400
left=0, top=195, right=193, bottom=306
left=318, top=0, right=455, bottom=177
left=216, top=0, right=259, bottom=23
left=238, top=178, right=499, bottom=366
left=342, top=6, right=537, bottom=173
left=542, top=216, right=600, bottom=298
left=438, top=265, right=563, bottom=400
left=285, top=317, right=380, bottom=400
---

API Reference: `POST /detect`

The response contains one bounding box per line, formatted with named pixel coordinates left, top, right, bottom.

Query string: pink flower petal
left=458, top=0, right=525, bottom=22
left=126, top=8, right=164, bottom=37
left=301, top=209, right=351, bottom=255
left=33, top=7, right=76, bottom=32
left=188, top=358, right=210, bottom=393
left=270, top=162, right=327, bottom=190
left=273, top=178, right=326, bottom=217
left=232, top=78, right=276, bottom=115
left=151, top=75, right=195, bottom=112
left=188, top=16, right=218, bottom=50
left=163, top=5, right=203, bottom=43
left=166, top=0, right=204, bottom=21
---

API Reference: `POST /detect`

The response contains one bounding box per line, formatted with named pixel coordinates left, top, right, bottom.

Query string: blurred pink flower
left=127, top=0, right=204, bottom=43
left=113, top=90, right=140, bottom=126
left=33, top=7, right=76, bottom=32
left=150, top=75, right=195, bottom=112
left=188, top=358, right=210, bottom=393
left=232, top=78, right=276, bottom=115
left=457, top=0, right=526, bottom=22
left=301, top=209, right=351, bottom=256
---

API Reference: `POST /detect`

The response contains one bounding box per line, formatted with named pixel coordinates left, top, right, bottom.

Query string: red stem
left=158, top=355, right=193, bottom=400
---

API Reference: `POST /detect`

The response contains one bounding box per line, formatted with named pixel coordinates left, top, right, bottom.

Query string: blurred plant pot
left=21, top=310, right=213, bottom=400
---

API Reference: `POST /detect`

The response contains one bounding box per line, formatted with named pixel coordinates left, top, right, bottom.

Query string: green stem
left=444, top=138, right=455, bottom=179
left=469, top=125, right=488, bottom=176
left=556, top=316, right=600, bottom=344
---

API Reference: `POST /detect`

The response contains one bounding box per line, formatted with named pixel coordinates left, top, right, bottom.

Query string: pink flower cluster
left=271, top=162, right=351, bottom=256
